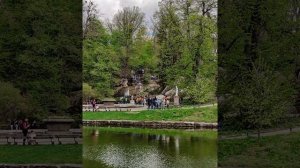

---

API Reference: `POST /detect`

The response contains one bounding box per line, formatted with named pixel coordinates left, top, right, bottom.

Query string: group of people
left=88, top=95, right=171, bottom=111
left=118, top=95, right=171, bottom=109
left=10, top=119, right=22, bottom=130
left=10, top=118, right=35, bottom=145
left=10, top=119, right=36, bottom=130
left=146, top=95, right=170, bottom=109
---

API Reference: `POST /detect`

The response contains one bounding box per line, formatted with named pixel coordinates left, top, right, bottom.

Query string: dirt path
left=220, top=127, right=300, bottom=140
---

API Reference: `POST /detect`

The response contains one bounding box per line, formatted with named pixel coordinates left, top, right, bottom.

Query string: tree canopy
left=218, top=0, right=298, bottom=131
left=0, top=0, right=82, bottom=121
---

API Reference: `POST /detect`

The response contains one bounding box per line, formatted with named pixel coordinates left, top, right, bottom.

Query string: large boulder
left=164, top=89, right=176, bottom=97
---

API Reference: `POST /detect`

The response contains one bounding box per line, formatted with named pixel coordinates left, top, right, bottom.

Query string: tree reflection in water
left=84, top=128, right=217, bottom=168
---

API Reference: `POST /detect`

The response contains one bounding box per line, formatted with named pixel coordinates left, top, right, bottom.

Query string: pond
left=83, top=127, right=217, bottom=168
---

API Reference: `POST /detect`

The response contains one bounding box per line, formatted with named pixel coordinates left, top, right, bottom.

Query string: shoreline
left=83, top=120, right=218, bottom=129
left=0, top=164, right=81, bottom=168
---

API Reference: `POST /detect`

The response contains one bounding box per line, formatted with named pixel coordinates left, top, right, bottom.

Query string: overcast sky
left=92, top=0, right=161, bottom=28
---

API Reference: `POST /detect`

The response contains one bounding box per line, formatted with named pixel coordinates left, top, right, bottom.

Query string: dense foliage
left=0, top=0, right=82, bottom=121
left=154, top=0, right=217, bottom=103
left=83, top=19, right=119, bottom=100
left=218, top=0, right=299, bottom=132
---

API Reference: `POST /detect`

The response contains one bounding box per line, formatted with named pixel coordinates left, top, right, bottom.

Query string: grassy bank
left=219, top=132, right=300, bottom=167
left=0, top=145, right=82, bottom=164
left=84, top=126, right=217, bottom=139
left=83, top=106, right=217, bottom=123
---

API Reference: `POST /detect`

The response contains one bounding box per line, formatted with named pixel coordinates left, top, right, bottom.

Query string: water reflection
left=83, top=128, right=217, bottom=168
left=90, top=130, right=99, bottom=144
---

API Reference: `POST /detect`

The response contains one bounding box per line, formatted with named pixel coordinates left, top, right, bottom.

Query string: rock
left=161, top=86, right=170, bottom=95
left=165, top=89, right=175, bottom=97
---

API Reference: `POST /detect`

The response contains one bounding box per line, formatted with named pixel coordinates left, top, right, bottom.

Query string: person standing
left=143, top=96, right=146, bottom=106
left=31, top=120, right=37, bottom=129
left=153, top=97, right=158, bottom=109
left=10, top=119, right=14, bottom=130
left=147, top=96, right=152, bottom=109
left=21, top=118, right=30, bottom=145
left=166, top=97, right=170, bottom=108
left=146, top=96, right=150, bottom=109
left=14, top=120, right=19, bottom=130
left=151, top=97, right=155, bottom=109
left=162, top=98, right=166, bottom=109
left=91, top=99, right=96, bottom=112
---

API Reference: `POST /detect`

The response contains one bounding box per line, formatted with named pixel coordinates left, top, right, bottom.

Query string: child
left=28, top=130, right=37, bottom=145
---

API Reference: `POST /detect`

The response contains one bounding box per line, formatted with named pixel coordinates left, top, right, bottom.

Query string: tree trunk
left=244, top=0, right=262, bottom=69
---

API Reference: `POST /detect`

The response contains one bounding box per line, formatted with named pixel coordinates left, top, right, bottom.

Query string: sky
left=92, top=0, right=161, bottom=29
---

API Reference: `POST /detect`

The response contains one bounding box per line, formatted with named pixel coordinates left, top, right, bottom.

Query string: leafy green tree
left=83, top=82, right=97, bottom=102
left=0, top=82, right=28, bottom=121
left=130, top=27, right=158, bottom=74
left=83, top=19, right=119, bottom=99
left=218, top=0, right=297, bottom=131
left=110, top=6, right=145, bottom=78
left=154, top=0, right=217, bottom=103
left=0, top=0, right=82, bottom=119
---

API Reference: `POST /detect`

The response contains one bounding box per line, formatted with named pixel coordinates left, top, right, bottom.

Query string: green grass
left=0, top=145, right=82, bottom=164
left=219, top=116, right=300, bottom=137
left=83, top=106, right=217, bottom=123
left=84, top=126, right=217, bottom=139
left=219, top=132, right=300, bottom=168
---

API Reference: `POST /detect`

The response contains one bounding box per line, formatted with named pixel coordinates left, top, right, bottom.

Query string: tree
left=218, top=0, right=297, bottom=131
left=130, top=27, right=159, bottom=74
left=0, top=0, right=82, bottom=119
left=0, top=82, right=28, bottom=121
left=83, top=83, right=98, bottom=102
left=111, top=6, right=145, bottom=78
left=154, top=0, right=217, bottom=103
left=83, top=0, right=98, bottom=39
left=83, top=19, right=119, bottom=99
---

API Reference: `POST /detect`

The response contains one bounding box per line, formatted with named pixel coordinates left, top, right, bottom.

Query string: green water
left=83, top=127, right=217, bottom=168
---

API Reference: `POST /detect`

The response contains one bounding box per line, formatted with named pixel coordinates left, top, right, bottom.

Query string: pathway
left=84, top=103, right=216, bottom=112
left=220, top=127, right=300, bottom=140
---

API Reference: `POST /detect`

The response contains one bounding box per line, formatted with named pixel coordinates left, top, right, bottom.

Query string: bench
left=0, top=133, right=23, bottom=145
left=0, top=132, right=82, bottom=145
left=0, top=134, right=12, bottom=145
left=12, top=134, right=23, bottom=145
left=55, top=134, right=82, bottom=144
left=33, top=134, right=55, bottom=145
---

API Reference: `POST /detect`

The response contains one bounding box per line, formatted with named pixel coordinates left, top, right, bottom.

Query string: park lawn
left=83, top=106, right=217, bottom=123
left=0, top=145, right=82, bottom=164
left=218, top=132, right=300, bottom=168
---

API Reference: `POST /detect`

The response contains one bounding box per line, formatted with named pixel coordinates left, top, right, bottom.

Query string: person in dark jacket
left=153, top=97, right=157, bottom=109
left=147, top=96, right=151, bottom=109
left=21, top=118, right=30, bottom=145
